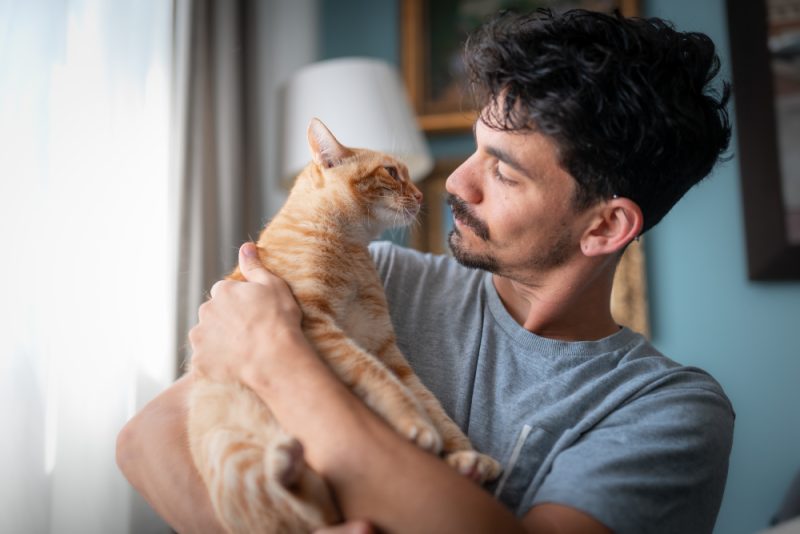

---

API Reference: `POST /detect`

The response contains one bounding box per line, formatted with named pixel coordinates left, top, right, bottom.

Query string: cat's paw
left=267, top=436, right=307, bottom=488
left=265, top=436, right=342, bottom=529
left=445, top=450, right=503, bottom=485
left=397, top=416, right=443, bottom=455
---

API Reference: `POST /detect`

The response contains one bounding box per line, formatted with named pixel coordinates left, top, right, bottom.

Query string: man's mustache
left=447, top=194, right=490, bottom=241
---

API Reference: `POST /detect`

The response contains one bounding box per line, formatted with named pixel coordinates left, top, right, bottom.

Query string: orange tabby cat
left=187, top=118, right=502, bottom=533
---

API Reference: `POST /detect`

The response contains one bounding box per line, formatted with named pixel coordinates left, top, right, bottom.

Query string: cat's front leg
left=304, top=318, right=443, bottom=454
left=379, top=346, right=503, bottom=485
left=444, top=450, right=503, bottom=484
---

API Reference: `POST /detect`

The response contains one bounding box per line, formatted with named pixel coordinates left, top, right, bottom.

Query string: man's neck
left=491, top=259, right=620, bottom=342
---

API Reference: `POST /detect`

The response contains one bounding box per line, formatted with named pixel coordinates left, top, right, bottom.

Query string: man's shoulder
left=615, top=336, right=734, bottom=414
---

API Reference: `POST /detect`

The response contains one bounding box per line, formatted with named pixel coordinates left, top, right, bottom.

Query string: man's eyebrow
left=472, top=121, right=532, bottom=179
left=485, top=145, right=531, bottom=178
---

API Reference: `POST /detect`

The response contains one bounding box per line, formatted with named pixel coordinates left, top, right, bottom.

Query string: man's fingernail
left=242, top=243, right=257, bottom=257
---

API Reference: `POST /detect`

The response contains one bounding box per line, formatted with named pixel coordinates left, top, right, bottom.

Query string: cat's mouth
left=407, top=199, right=423, bottom=219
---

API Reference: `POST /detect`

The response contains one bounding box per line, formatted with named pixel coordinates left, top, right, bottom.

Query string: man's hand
left=189, top=242, right=306, bottom=388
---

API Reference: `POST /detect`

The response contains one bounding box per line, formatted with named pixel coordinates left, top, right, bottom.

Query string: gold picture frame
left=401, top=0, right=640, bottom=134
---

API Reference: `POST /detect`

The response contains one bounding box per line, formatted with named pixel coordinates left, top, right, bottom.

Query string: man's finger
left=238, top=242, right=273, bottom=285
left=209, top=280, right=226, bottom=299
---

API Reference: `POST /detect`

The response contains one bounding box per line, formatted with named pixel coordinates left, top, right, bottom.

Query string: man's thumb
left=238, top=242, right=272, bottom=285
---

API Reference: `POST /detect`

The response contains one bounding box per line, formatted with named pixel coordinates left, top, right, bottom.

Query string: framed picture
left=410, top=160, right=650, bottom=336
left=400, top=0, right=640, bottom=134
left=727, top=0, right=800, bottom=279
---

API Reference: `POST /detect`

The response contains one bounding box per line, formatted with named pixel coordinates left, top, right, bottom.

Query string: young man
left=117, top=9, right=734, bottom=534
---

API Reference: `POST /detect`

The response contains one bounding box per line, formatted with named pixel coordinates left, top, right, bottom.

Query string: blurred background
left=1, top=0, right=798, bottom=533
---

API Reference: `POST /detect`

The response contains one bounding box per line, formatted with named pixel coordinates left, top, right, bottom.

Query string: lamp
left=280, top=57, right=433, bottom=184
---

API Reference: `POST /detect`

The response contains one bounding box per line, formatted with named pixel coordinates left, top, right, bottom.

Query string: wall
left=644, top=1, right=800, bottom=532
left=318, top=1, right=800, bottom=532
left=256, top=0, right=319, bottom=219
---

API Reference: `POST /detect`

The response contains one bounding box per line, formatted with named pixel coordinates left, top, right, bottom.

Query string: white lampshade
left=280, top=57, right=433, bottom=183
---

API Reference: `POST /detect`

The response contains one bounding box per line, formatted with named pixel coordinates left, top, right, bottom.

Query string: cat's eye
left=383, top=166, right=400, bottom=181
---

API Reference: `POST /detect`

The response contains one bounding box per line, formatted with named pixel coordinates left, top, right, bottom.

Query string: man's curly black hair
left=464, top=9, right=732, bottom=233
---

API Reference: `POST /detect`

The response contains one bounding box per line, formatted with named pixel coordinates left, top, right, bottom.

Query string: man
left=117, top=9, right=734, bottom=534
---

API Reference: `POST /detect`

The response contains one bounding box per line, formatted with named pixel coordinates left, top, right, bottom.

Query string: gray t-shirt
left=370, top=241, right=734, bottom=534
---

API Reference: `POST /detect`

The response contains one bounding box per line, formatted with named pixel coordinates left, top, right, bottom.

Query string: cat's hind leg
left=189, top=378, right=341, bottom=532
left=199, top=427, right=339, bottom=533
left=263, top=431, right=341, bottom=531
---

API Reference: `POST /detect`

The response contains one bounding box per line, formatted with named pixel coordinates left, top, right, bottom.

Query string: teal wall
left=644, top=1, right=800, bottom=533
left=319, top=1, right=800, bottom=532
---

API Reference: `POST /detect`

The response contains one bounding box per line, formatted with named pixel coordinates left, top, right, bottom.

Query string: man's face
left=445, top=118, right=588, bottom=282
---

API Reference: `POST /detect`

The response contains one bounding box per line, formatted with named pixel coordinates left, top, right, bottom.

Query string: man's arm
left=115, top=373, right=226, bottom=534
left=237, top=330, right=611, bottom=534
left=115, top=371, right=610, bottom=533
left=117, top=243, right=610, bottom=533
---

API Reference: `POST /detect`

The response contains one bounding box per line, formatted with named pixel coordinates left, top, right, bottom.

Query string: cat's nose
left=414, top=189, right=423, bottom=203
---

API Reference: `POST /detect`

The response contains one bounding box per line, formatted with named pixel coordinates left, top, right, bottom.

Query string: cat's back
left=247, top=208, right=382, bottom=313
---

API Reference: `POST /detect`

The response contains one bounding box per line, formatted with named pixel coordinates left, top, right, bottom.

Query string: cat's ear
left=307, top=118, right=352, bottom=169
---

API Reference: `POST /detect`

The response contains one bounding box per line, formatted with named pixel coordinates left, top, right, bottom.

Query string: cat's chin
left=372, top=205, right=418, bottom=231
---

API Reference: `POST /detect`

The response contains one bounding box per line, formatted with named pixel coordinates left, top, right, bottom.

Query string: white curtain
left=0, top=0, right=175, bottom=532
left=0, top=0, right=319, bottom=531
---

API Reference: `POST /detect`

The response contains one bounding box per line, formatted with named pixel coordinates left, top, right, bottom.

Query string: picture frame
left=727, top=0, right=800, bottom=280
left=400, top=0, right=640, bottom=134
left=410, top=160, right=650, bottom=336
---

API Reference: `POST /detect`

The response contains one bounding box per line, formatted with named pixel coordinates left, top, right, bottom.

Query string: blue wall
left=644, top=1, right=800, bottom=532
left=319, top=1, right=800, bottom=532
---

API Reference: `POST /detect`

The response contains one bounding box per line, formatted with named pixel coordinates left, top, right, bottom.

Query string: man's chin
left=448, top=230, right=499, bottom=272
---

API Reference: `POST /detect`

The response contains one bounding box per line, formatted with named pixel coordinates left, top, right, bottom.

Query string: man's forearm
left=116, top=374, right=226, bottom=534
left=245, top=333, right=525, bottom=534
left=117, top=332, right=525, bottom=533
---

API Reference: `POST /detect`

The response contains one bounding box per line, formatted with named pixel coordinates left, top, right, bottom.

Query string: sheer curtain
left=0, top=0, right=174, bottom=531
left=0, top=0, right=318, bottom=531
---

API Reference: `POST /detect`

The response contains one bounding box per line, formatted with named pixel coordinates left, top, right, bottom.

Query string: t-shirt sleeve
left=531, top=384, right=734, bottom=534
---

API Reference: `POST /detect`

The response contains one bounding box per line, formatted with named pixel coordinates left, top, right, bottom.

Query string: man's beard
left=448, top=194, right=489, bottom=240
left=446, top=194, right=575, bottom=276
left=447, top=195, right=499, bottom=272
left=448, top=227, right=499, bottom=272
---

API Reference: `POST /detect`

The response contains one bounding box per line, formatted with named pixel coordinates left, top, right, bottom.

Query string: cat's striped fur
left=187, top=119, right=502, bottom=533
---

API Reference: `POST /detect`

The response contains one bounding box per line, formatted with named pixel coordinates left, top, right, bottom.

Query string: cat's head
left=301, top=118, right=423, bottom=234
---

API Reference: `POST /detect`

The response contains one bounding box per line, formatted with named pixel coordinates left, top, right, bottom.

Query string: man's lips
left=448, top=194, right=489, bottom=241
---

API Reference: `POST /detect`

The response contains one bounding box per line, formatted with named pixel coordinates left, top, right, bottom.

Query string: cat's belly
left=188, top=379, right=276, bottom=440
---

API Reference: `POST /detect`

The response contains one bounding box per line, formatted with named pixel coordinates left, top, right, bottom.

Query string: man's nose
left=445, top=154, right=482, bottom=204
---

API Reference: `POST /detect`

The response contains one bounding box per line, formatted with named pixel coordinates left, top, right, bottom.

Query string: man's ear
left=307, top=118, right=352, bottom=169
left=580, top=197, right=643, bottom=256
